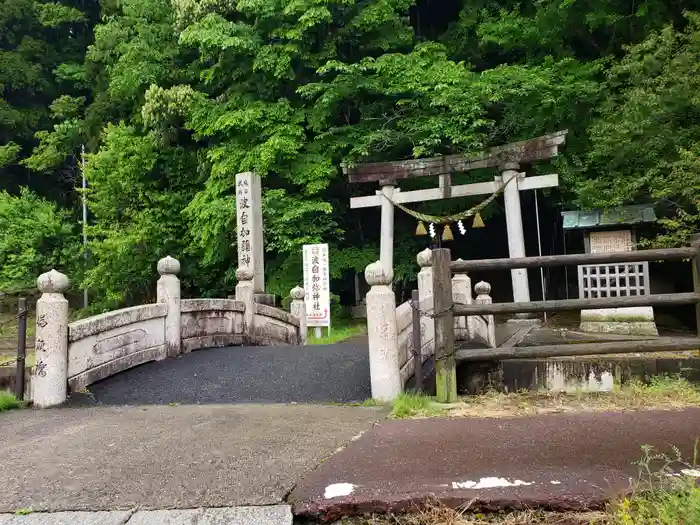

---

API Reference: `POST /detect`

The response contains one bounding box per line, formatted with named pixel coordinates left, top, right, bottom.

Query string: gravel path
left=69, top=343, right=371, bottom=406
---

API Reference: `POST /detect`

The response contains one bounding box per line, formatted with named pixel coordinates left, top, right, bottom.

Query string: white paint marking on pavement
left=681, top=469, right=700, bottom=477
left=550, top=480, right=562, bottom=485
left=324, top=483, right=356, bottom=499
left=451, top=477, right=533, bottom=490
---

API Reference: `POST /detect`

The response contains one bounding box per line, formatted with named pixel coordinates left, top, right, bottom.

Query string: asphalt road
left=68, top=343, right=371, bottom=406
left=0, top=404, right=383, bottom=512
left=290, top=408, right=700, bottom=521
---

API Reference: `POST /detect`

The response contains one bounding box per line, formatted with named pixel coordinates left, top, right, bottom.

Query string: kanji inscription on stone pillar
left=236, top=172, right=265, bottom=293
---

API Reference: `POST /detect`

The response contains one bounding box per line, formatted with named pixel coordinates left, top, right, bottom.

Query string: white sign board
left=589, top=230, right=633, bottom=253
left=303, top=243, right=331, bottom=327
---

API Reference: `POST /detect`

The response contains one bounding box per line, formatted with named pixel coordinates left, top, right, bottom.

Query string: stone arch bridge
left=30, top=251, right=495, bottom=407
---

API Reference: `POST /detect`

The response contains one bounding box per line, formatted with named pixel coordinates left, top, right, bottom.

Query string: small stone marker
left=236, top=172, right=265, bottom=294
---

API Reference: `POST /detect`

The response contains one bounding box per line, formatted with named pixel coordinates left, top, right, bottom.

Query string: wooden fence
left=429, top=234, right=700, bottom=402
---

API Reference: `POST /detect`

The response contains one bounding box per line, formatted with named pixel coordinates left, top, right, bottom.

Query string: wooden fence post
left=15, top=297, right=27, bottom=400
left=432, top=248, right=457, bottom=403
left=692, top=234, right=700, bottom=340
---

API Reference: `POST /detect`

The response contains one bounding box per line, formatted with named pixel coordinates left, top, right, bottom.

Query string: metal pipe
left=534, top=189, right=546, bottom=322
left=81, top=145, right=88, bottom=310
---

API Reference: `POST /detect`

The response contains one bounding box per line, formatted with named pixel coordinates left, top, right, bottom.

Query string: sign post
left=303, top=243, right=331, bottom=338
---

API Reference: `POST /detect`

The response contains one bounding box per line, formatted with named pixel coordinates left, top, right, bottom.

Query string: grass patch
left=308, top=321, right=366, bottom=345
left=408, top=375, right=700, bottom=420
left=391, top=392, right=450, bottom=419
left=610, top=482, right=700, bottom=524
left=605, top=443, right=700, bottom=525
left=337, top=502, right=603, bottom=524
left=0, top=390, right=23, bottom=412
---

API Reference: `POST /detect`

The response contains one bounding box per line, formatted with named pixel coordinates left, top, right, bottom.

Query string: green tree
left=1, top=0, right=97, bottom=198
left=583, top=12, right=700, bottom=246
left=0, top=188, right=76, bottom=293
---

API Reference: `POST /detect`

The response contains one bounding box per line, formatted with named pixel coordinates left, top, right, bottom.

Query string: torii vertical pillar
left=379, top=183, right=395, bottom=272
left=501, top=162, right=531, bottom=306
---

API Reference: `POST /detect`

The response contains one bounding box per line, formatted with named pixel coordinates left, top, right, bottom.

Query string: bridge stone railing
left=366, top=249, right=496, bottom=402
left=180, top=299, right=245, bottom=352
left=31, top=257, right=307, bottom=408
left=67, top=303, right=168, bottom=392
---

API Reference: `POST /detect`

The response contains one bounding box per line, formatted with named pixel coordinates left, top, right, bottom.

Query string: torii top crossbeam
left=343, top=130, right=567, bottom=183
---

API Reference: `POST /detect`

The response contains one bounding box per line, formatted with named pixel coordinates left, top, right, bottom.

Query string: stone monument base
left=580, top=306, right=658, bottom=336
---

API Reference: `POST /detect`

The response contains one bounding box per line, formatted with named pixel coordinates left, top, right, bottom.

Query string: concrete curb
left=0, top=506, right=293, bottom=525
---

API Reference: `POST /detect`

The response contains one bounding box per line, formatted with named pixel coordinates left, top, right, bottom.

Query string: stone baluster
left=365, top=261, right=401, bottom=401
left=290, top=286, right=307, bottom=345
left=33, top=270, right=70, bottom=408
left=235, top=268, right=255, bottom=343
left=452, top=261, right=472, bottom=341
left=416, top=248, right=434, bottom=356
left=475, top=281, right=496, bottom=348
left=157, top=256, right=181, bottom=358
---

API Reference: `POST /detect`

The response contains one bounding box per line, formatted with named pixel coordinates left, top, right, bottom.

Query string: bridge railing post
left=416, top=248, right=434, bottom=357
left=157, top=256, right=181, bottom=358
left=365, top=261, right=401, bottom=401
left=33, top=269, right=70, bottom=408
left=475, top=281, right=496, bottom=348
left=290, top=286, right=307, bottom=345
left=452, top=263, right=472, bottom=341
left=432, top=249, right=457, bottom=403
left=235, top=268, right=255, bottom=343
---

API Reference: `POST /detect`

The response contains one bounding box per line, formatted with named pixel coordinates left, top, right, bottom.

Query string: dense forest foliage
left=1, top=0, right=699, bottom=311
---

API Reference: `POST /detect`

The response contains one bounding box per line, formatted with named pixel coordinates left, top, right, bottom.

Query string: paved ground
left=290, top=408, right=700, bottom=521
left=68, top=344, right=371, bottom=406
left=0, top=506, right=292, bottom=525
left=0, top=404, right=383, bottom=513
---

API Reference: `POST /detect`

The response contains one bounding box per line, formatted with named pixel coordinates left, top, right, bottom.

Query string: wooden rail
left=451, top=246, right=695, bottom=272
left=428, top=234, right=700, bottom=395
left=453, top=293, right=700, bottom=316
left=456, top=338, right=700, bottom=362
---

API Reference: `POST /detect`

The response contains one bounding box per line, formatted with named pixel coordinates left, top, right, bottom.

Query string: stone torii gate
left=344, top=131, right=567, bottom=304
